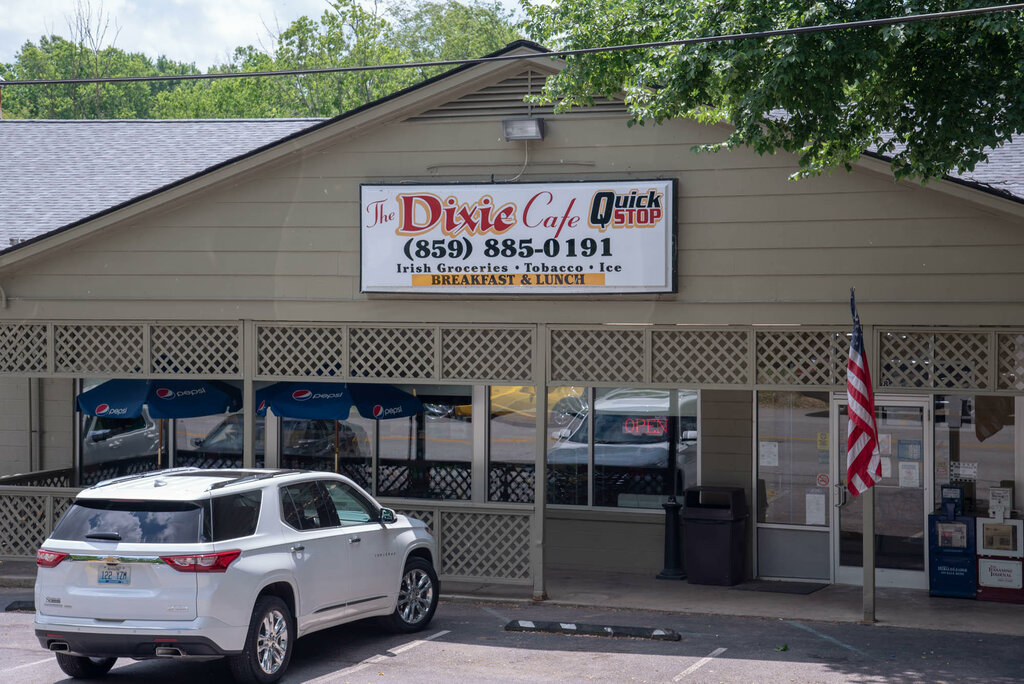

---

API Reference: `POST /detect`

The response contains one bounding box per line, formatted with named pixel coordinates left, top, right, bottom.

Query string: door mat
left=731, top=580, right=827, bottom=594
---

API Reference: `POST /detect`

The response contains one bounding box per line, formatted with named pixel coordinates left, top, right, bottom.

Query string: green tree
left=523, top=0, right=1024, bottom=181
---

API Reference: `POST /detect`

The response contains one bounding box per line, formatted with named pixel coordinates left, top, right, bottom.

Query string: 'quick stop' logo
left=95, top=403, right=128, bottom=417
left=292, top=389, right=346, bottom=402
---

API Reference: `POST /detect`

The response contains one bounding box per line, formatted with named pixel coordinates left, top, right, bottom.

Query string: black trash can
left=682, top=486, right=748, bottom=586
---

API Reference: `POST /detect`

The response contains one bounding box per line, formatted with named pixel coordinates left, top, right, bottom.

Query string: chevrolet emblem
left=101, top=556, right=120, bottom=566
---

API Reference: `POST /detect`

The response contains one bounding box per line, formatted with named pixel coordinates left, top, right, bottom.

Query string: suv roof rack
left=207, top=470, right=303, bottom=491
left=91, top=467, right=202, bottom=489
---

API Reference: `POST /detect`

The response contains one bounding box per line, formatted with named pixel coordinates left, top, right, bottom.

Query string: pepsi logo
left=257, top=400, right=267, bottom=412
left=156, top=388, right=174, bottom=400
left=373, top=404, right=383, bottom=418
left=95, top=403, right=128, bottom=417
left=292, top=389, right=313, bottom=402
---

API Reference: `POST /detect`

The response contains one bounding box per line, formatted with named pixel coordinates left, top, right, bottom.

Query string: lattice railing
left=997, top=333, right=1024, bottom=391
left=386, top=505, right=532, bottom=584
left=151, top=324, right=240, bottom=375
left=757, top=329, right=847, bottom=387
left=350, top=327, right=436, bottom=379
left=0, top=487, right=79, bottom=561
left=442, top=510, right=532, bottom=582
left=257, top=325, right=346, bottom=378
left=0, top=321, right=243, bottom=377
left=653, top=329, right=751, bottom=385
left=0, top=323, right=48, bottom=373
left=550, top=328, right=645, bottom=384
left=442, top=327, right=533, bottom=382
left=879, top=330, right=991, bottom=390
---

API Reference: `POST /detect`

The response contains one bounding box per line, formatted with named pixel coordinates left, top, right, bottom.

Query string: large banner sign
left=360, top=180, right=676, bottom=294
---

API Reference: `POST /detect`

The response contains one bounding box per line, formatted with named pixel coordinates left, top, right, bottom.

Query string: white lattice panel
left=0, top=324, right=48, bottom=373
left=440, top=511, right=531, bottom=580
left=550, top=328, right=644, bottom=384
left=0, top=494, right=48, bottom=557
left=653, top=330, right=749, bottom=385
left=881, top=331, right=992, bottom=390
left=756, top=330, right=845, bottom=386
left=55, top=324, right=144, bottom=374
left=442, top=327, right=533, bottom=381
left=257, top=325, right=346, bottom=378
left=998, top=333, right=1024, bottom=391
left=879, top=332, right=931, bottom=388
left=396, top=509, right=436, bottom=535
left=932, top=333, right=989, bottom=389
left=349, top=327, right=436, bottom=379
left=151, top=324, right=240, bottom=375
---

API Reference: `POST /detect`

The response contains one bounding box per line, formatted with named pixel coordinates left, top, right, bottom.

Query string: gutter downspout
left=29, top=378, right=41, bottom=471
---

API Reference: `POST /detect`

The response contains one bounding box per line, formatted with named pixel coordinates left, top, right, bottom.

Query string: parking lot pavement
left=3, top=600, right=1022, bottom=683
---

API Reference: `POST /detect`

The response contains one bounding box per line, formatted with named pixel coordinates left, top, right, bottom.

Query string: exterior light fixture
left=502, top=118, right=545, bottom=141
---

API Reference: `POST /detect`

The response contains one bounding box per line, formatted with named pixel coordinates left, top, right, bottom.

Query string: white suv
left=34, top=468, right=439, bottom=683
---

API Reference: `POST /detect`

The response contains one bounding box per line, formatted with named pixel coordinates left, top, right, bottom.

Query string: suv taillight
left=160, top=550, right=241, bottom=573
left=37, top=549, right=68, bottom=568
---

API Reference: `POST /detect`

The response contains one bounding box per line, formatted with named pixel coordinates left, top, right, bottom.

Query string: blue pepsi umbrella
left=77, top=379, right=242, bottom=419
left=255, top=382, right=422, bottom=420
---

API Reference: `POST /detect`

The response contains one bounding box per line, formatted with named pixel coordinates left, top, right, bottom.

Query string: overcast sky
left=2, top=0, right=523, bottom=69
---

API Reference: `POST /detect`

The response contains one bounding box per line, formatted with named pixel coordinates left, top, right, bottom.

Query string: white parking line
left=480, top=605, right=511, bottom=623
left=672, top=647, right=727, bottom=681
left=785, top=620, right=867, bottom=657
left=301, top=630, right=450, bottom=684
left=8, top=657, right=55, bottom=673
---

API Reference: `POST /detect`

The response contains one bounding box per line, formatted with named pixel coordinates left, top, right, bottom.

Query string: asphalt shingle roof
left=0, top=118, right=323, bottom=250
left=0, top=114, right=1021, bottom=258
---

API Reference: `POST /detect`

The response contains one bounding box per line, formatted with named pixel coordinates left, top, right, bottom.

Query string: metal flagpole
left=847, top=288, right=881, bottom=624
left=863, top=486, right=876, bottom=622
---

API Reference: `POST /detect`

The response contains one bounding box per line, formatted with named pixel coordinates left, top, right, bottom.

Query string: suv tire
left=385, top=557, right=439, bottom=633
left=228, top=595, right=293, bottom=684
left=55, top=653, right=116, bottom=678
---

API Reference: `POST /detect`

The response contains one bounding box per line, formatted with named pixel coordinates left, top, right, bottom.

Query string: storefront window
left=174, top=412, right=263, bottom=470
left=547, top=387, right=697, bottom=509
left=279, top=416, right=373, bottom=489
left=546, top=387, right=589, bottom=505
left=488, top=385, right=537, bottom=503
left=935, top=395, right=1016, bottom=513
left=756, top=391, right=830, bottom=526
left=376, top=385, right=472, bottom=500
left=81, top=410, right=164, bottom=485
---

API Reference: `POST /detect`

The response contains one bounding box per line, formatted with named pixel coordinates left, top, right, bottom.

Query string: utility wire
left=1, top=2, right=1022, bottom=86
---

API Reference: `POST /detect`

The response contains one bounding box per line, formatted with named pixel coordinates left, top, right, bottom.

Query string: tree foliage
left=1, top=0, right=521, bottom=120
left=523, top=0, right=1024, bottom=180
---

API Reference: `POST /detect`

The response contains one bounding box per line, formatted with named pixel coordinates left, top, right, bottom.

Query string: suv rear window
left=208, top=491, right=262, bottom=541
left=51, top=500, right=205, bottom=544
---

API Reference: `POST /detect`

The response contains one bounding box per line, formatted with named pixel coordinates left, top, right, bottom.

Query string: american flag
left=846, top=290, right=881, bottom=497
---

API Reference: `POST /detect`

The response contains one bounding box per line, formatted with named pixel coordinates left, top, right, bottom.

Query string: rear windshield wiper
left=85, top=532, right=122, bottom=541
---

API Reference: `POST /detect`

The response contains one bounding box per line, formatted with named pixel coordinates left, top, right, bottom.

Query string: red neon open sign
left=622, top=417, right=668, bottom=436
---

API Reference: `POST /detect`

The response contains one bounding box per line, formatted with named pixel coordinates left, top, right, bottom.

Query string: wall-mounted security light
left=502, top=118, right=545, bottom=141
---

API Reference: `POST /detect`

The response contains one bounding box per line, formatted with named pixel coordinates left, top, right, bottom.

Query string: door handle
left=290, top=545, right=305, bottom=553
left=349, top=537, right=361, bottom=544
left=833, top=483, right=847, bottom=508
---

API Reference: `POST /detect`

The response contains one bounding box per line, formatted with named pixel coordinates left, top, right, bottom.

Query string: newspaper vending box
left=928, top=495, right=976, bottom=598
left=976, top=514, right=1024, bottom=603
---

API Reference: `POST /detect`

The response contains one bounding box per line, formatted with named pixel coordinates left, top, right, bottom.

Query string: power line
left=1, top=3, right=1022, bottom=87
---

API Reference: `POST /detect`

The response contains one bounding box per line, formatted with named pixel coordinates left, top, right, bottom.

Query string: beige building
left=1, top=42, right=1022, bottom=599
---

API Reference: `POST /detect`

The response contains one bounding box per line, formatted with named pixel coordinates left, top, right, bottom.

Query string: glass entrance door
left=831, top=396, right=932, bottom=588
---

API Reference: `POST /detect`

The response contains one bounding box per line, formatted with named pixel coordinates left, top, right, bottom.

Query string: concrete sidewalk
left=6, top=560, right=1021, bottom=636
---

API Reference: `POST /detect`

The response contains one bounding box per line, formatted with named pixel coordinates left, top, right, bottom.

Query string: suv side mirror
left=379, top=508, right=397, bottom=525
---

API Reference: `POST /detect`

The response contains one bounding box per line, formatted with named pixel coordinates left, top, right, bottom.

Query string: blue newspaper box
left=928, top=504, right=976, bottom=599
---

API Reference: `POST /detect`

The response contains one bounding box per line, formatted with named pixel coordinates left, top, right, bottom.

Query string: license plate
left=98, top=566, right=130, bottom=585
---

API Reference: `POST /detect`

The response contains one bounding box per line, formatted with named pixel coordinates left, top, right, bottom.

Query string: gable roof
left=0, top=118, right=323, bottom=248
left=0, top=38, right=1021, bottom=261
